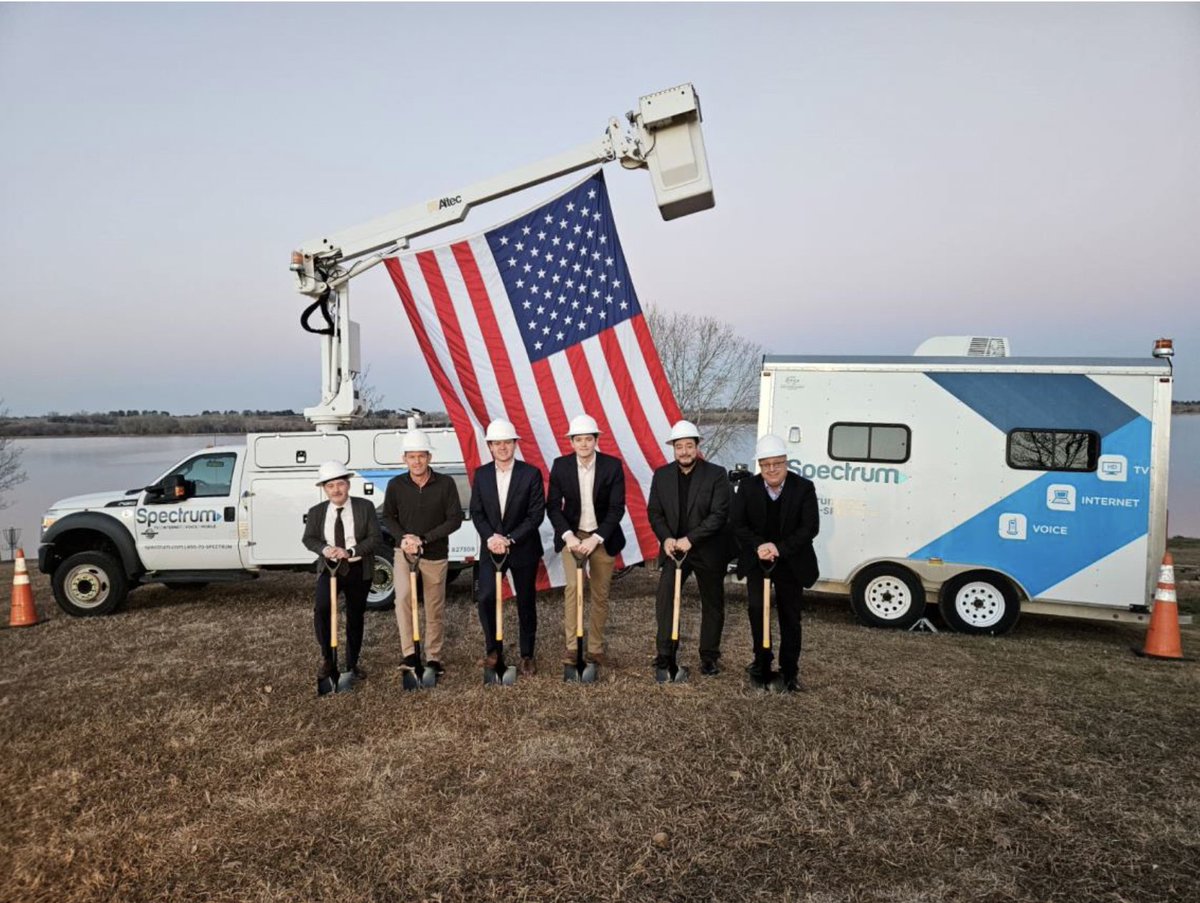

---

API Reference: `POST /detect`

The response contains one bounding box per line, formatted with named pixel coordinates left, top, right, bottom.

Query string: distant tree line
left=0, top=410, right=454, bottom=438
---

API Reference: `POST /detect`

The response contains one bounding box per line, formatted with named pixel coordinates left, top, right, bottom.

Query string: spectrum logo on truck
left=136, top=508, right=225, bottom=526
left=788, top=459, right=908, bottom=485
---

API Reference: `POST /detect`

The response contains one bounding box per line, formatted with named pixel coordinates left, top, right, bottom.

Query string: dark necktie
left=334, top=507, right=346, bottom=550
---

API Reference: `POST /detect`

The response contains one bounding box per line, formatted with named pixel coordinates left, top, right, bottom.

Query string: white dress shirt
left=577, top=456, right=599, bottom=533
left=495, top=461, right=514, bottom=521
left=323, top=502, right=358, bottom=554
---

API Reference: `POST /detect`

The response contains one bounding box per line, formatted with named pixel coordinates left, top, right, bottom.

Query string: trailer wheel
left=366, top=553, right=396, bottom=611
left=850, top=564, right=926, bottom=629
left=52, top=551, right=129, bottom=617
left=939, top=571, right=1020, bottom=635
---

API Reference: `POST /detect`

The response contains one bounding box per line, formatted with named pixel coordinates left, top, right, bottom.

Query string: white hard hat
left=315, top=461, right=355, bottom=486
left=566, top=414, right=601, bottom=437
left=402, top=430, right=433, bottom=454
left=755, top=434, right=788, bottom=461
left=485, top=419, right=520, bottom=442
left=666, top=420, right=702, bottom=444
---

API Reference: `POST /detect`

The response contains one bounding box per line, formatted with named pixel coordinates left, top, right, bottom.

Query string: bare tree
left=354, top=365, right=386, bottom=415
left=0, top=401, right=27, bottom=511
left=644, top=306, right=763, bottom=461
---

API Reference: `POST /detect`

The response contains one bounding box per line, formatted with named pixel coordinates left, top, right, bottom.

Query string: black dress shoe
left=318, top=659, right=335, bottom=680
left=783, top=676, right=803, bottom=693
left=351, top=665, right=368, bottom=680
left=700, top=661, right=721, bottom=677
left=427, top=660, right=446, bottom=676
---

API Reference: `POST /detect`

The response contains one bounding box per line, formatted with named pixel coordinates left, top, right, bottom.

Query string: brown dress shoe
left=483, top=651, right=499, bottom=670
left=351, top=665, right=368, bottom=680
left=584, top=651, right=607, bottom=667
left=520, top=656, right=537, bottom=677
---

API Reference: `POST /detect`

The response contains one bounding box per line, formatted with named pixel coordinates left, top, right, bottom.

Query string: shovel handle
left=762, top=576, right=771, bottom=650
left=330, top=572, right=338, bottom=651
left=406, top=554, right=421, bottom=644
left=672, top=564, right=683, bottom=642
left=573, top=554, right=586, bottom=639
left=491, top=551, right=508, bottom=643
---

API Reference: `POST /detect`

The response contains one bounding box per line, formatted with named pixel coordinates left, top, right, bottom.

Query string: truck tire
left=850, top=563, right=926, bottom=629
left=938, top=571, right=1020, bottom=635
left=52, top=551, right=129, bottom=617
left=366, top=553, right=396, bottom=611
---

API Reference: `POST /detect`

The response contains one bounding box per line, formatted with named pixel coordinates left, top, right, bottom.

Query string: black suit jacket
left=302, top=496, right=383, bottom=582
left=730, top=472, right=820, bottom=588
left=469, top=459, right=547, bottom=568
left=546, top=452, right=626, bottom=556
left=647, top=459, right=732, bottom=569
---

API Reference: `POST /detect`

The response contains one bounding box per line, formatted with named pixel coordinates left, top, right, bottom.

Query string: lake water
left=1, top=418, right=1197, bottom=559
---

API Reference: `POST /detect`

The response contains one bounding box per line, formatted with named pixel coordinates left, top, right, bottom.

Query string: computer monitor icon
left=1101, top=461, right=1122, bottom=475
left=1052, top=489, right=1071, bottom=504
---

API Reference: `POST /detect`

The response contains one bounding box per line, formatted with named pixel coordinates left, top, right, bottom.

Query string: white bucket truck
left=755, top=337, right=1175, bottom=634
left=38, top=84, right=715, bottom=615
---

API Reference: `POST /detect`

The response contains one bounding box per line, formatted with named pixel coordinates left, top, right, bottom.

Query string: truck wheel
left=939, top=571, right=1020, bottom=635
left=52, top=551, right=129, bottom=616
left=850, top=563, right=926, bottom=629
left=366, top=553, right=396, bottom=611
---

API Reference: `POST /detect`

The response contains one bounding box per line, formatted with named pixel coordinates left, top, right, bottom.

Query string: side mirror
left=146, top=475, right=193, bottom=503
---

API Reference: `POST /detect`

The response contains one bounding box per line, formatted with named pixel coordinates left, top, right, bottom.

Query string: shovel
left=564, top=552, right=598, bottom=684
left=318, top=559, right=357, bottom=696
left=484, top=552, right=518, bottom=687
left=655, top=550, right=689, bottom=684
left=402, top=552, right=439, bottom=691
left=751, top=558, right=785, bottom=692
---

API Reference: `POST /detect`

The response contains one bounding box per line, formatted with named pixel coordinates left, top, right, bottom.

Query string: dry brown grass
left=1, top=542, right=1198, bottom=903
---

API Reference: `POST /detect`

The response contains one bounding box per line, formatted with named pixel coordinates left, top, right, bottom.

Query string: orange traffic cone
left=1134, top=552, right=1186, bottom=661
left=8, top=548, right=43, bottom=628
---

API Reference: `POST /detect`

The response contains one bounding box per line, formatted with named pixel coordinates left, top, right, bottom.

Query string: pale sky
left=1, top=2, right=1197, bottom=416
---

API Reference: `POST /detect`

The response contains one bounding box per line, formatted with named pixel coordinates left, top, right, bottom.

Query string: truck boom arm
left=291, top=83, right=713, bottom=430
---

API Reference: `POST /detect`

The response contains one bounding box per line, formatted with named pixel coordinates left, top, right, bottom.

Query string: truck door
left=137, top=451, right=244, bottom=571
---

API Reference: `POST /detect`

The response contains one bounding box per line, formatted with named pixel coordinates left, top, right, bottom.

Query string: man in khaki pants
left=547, top=414, right=627, bottom=667
left=381, top=430, right=464, bottom=677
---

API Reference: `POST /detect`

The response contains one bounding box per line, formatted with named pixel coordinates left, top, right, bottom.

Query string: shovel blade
left=563, top=664, right=581, bottom=683
left=317, top=676, right=335, bottom=697
left=671, top=665, right=690, bottom=684
left=501, top=665, right=518, bottom=686
left=401, top=668, right=421, bottom=691
left=336, top=670, right=356, bottom=693
left=580, top=661, right=599, bottom=684
left=421, top=666, right=439, bottom=688
left=484, top=667, right=500, bottom=686
left=654, top=667, right=671, bottom=684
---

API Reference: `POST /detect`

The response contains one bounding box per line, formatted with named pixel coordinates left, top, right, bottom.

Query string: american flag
left=383, top=171, right=681, bottom=587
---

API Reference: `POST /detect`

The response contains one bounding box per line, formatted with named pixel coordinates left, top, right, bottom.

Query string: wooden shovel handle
left=672, top=565, right=683, bottom=642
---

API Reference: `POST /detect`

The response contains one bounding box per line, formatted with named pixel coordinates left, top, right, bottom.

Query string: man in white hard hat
left=469, top=419, right=547, bottom=676
left=647, top=420, right=733, bottom=676
left=302, top=461, right=383, bottom=682
left=547, top=413, right=626, bottom=667
left=381, top=430, right=464, bottom=677
left=729, top=434, right=820, bottom=692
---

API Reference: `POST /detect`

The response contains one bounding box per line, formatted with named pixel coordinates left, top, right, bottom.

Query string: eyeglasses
left=759, top=460, right=788, bottom=470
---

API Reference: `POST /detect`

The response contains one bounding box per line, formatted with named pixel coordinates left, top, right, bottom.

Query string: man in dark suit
left=302, top=461, right=384, bottom=682
left=730, top=434, right=820, bottom=692
left=647, top=420, right=732, bottom=676
left=470, top=419, right=547, bottom=676
left=547, top=413, right=626, bottom=667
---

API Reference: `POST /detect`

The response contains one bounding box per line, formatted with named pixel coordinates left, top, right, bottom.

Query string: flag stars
left=552, top=274, right=561, bottom=284
left=522, top=226, right=531, bottom=236
left=515, top=241, right=524, bottom=251
left=588, top=188, right=596, bottom=199
left=585, top=304, right=594, bottom=315
left=565, top=316, right=573, bottom=326
left=573, top=224, right=582, bottom=235
left=544, top=251, right=554, bottom=261
left=572, top=263, right=582, bottom=274
left=599, top=310, right=607, bottom=320
left=556, top=331, right=565, bottom=341
left=577, top=321, right=586, bottom=330
left=592, top=251, right=601, bottom=261
left=536, top=305, right=545, bottom=315
left=599, top=273, right=607, bottom=283
left=552, top=236, right=561, bottom=246
left=509, top=258, right=517, bottom=267
left=538, top=230, right=546, bottom=241
left=566, top=241, right=575, bottom=251
left=534, top=341, right=543, bottom=350
left=566, top=202, right=576, bottom=212
left=537, top=268, right=546, bottom=279
left=559, top=219, right=568, bottom=229
left=586, top=229, right=595, bottom=239
left=613, top=279, right=621, bottom=288
left=499, top=236, right=509, bottom=245
left=558, top=294, right=566, bottom=303
left=521, top=299, right=531, bottom=308
left=550, top=311, right=558, bottom=321
left=544, top=289, right=552, bottom=299
left=581, top=206, right=589, bottom=217
left=592, top=289, right=601, bottom=299
left=531, top=247, right=539, bottom=258
left=619, top=300, right=628, bottom=309
left=523, top=263, right=532, bottom=273
left=605, top=257, right=613, bottom=267
left=544, top=213, right=554, bottom=224
left=584, top=267, right=593, bottom=278
left=599, top=235, right=607, bottom=244
left=571, top=299, right=580, bottom=310
left=543, top=326, right=551, bottom=335
left=605, top=293, right=613, bottom=304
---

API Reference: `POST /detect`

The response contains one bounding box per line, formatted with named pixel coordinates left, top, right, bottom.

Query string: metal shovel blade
left=317, top=674, right=335, bottom=697
left=484, top=667, right=500, bottom=686
left=563, top=663, right=581, bottom=683
left=501, top=665, right=518, bottom=686
left=421, top=666, right=439, bottom=688
left=671, top=664, right=690, bottom=684
left=654, top=666, right=671, bottom=684
left=336, top=669, right=356, bottom=693
left=401, top=667, right=421, bottom=692
left=580, top=661, right=599, bottom=684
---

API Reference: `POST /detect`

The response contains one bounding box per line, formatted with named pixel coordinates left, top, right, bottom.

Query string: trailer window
left=1007, top=430, right=1099, bottom=472
left=828, top=423, right=911, bottom=463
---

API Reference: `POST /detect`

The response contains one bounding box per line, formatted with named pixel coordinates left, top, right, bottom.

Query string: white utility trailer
left=755, top=338, right=1175, bottom=634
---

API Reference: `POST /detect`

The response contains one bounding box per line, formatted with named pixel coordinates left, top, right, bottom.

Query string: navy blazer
left=546, top=451, right=627, bottom=556
left=469, top=459, right=547, bottom=568
left=730, top=472, right=820, bottom=588
left=302, top=495, right=383, bottom=582
left=646, top=459, right=732, bottom=569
